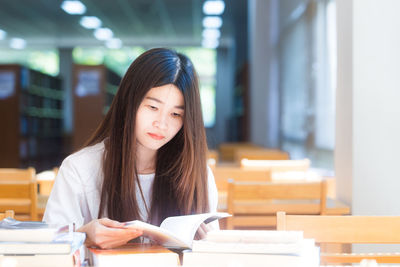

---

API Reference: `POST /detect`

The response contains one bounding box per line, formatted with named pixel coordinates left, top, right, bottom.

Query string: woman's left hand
left=78, top=218, right=143, bottom=249
left=194, top=223, right=212, bottom=240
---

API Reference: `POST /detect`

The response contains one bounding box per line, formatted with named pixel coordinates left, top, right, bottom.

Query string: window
left=279, top=0, right=337, bottom=170
left=0, top=49, right=59, bottom=76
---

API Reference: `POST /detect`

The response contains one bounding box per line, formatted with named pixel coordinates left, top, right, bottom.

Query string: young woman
left=43, top=48, right=218, bottom=249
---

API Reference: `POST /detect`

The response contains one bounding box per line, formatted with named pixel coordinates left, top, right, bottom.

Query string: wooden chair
left=0, top=210, right=15, bottom=220
left=213, top=167, right=271, bottom=212
left=214, top=167, right=271, bottom=229
left=214, top=167, right=271, bottom=192
left=0, top=167, right=38, bottom=221
left=276, top=211, right=400, bottom=264
left=235, top=148, right=290, bottom=163
left=226, top=179, right=327, bottom=230
left=37, top=167, right=59, bottom=220
left=36, top=167, right=58, bottom=196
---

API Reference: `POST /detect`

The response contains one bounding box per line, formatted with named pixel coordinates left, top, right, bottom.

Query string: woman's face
left=135, top=84, right=184, bottom=152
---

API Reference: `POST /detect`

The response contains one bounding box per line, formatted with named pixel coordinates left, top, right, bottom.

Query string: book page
left=160, top=212, right=229, bottom=248
left=125, top=221, right=189, bottom=248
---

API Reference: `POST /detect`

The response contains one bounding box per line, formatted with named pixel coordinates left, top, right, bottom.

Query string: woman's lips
left=147, top=132, right=165, bottom=140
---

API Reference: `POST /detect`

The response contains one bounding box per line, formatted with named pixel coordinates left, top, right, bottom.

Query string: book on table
left=124, top=212, right=230, bottom=249
left=183, top=230, right=320, bottom=267
left=191, top=229, right=306, bottom=254
left=0, top=218, right=85, bottom=267
left=89, top=243, right=180, bottom=267
left=0, top=249, right=83, bottom=267
left=0, top=232, right=85, bottom=254
left=0, top=217, right=72, bottom=242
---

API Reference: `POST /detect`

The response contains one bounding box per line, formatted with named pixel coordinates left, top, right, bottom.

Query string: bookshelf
left=0, top=64, right=64, bottom=171
left=72, top=64, right=121, bottom=150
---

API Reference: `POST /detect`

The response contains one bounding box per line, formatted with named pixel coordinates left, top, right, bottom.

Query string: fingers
left=98, top=217, right=126, bottom=228
left=95, top=228, right=143, bottom=249
left=92, top=228, right=143, bottom=249
left=203, top=222, right=212, bottom=232
left=195, top=223, right=210, bottom=240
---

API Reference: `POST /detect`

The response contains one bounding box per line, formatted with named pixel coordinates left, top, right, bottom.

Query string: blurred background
left=0, top=0, right=337, bottom=171
left=1, top=0, right=400, bottom=224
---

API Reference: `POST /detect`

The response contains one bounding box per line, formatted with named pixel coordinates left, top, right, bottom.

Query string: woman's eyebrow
left=145, top=96, right=184, bottom=110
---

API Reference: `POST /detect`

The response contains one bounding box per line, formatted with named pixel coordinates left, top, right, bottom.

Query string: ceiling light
left=202, top=28, right=221, bottom=39
left=61, top=1, right=86, bottom=15
left=203, top=0, right=225, bottom=15
left=10, top=38, right=26, bottom=49
left=94, top=28, right=113, bottom=40
left=202, top=16, right=223, bottom=28
left=0, top=29, right=6, bottom=40
left=80, top=16, right=102, bottom=29
left=105, top=38, right=122, bottom=49
left=202, top=38, right=219, bottom=49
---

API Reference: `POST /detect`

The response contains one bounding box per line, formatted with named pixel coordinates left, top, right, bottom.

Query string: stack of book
left=183, top=230, right=320, bottom=267
left=89, top=243, right=180, bottom=267
left=0, top=217, right=85, bottom=267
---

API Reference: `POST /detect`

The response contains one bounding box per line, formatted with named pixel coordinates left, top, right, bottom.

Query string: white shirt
left=43, top=142, right=219, bottom=228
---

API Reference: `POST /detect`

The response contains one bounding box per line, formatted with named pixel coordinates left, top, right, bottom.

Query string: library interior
left=1, top=0, right=400, bottom=266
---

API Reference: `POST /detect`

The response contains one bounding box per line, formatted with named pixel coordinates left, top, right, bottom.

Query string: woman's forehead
left=144, top=84, right=184, bottom=107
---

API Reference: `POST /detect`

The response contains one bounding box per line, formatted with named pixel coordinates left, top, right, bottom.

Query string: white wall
left=336, top=0, right=400, bottom=252
left=352, top=0, right=400, bottom=215
left=336, top=0, right=400, bottom=214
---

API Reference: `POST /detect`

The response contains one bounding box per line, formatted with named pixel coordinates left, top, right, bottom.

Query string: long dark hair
left=86, top=48, right=209, bottom=225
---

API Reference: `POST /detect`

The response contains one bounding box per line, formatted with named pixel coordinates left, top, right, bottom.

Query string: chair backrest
left=276, top=211, right=400, bottom=263
left=213, top=167, right=271, bottom=191
left=226, top=179, right=327, bottom=229
left=235, top=148, right=290, bottom=163
left=0, top=167, right=37, bottom=221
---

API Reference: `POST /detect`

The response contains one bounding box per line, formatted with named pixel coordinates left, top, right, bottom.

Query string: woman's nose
left=153, top=114, right=168, bottom=129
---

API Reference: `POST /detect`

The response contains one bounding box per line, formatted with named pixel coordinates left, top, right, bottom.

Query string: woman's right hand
left=77, top=218, right=143, bottom=249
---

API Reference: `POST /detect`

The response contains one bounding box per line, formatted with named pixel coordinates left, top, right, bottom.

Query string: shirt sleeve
left=207, top=166, right=218, bottom=213
left=43, top=156, right=86, bottom=228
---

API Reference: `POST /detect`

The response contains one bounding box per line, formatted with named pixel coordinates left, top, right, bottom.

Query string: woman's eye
left=148, top=105, right=158, bottom=111
left=172, top=112, right=182, bottom=118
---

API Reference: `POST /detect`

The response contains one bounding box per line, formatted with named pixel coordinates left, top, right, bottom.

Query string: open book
left=124, top=212, right=230, bottom=249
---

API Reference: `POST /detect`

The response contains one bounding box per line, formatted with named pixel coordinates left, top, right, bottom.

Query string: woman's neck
left=136, top=143, right=156, bottom=174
